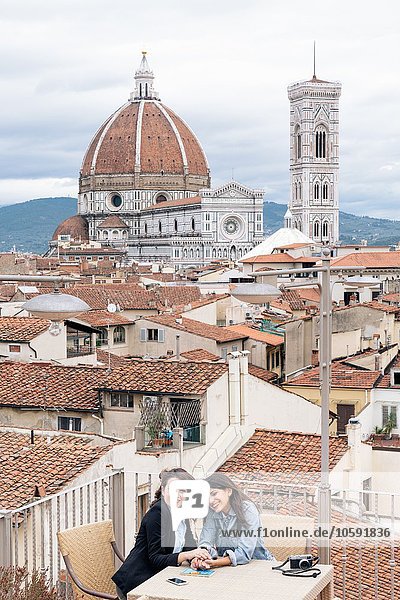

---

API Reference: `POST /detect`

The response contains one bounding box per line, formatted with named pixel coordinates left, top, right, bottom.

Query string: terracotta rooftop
left=286, top=362, right=381, bottom=389
left=143, top=314, right=248, bottom=343
left=375, top=353, right=400, bottom=388
left=96, top=349, right=130, bottom=368
left=241, top=252, right=297, bottom=264
left=0, top=429, right=110, bottom=510
left=53, top=284, right=159, bottom=311
left=0, top=362, right=104, bottom=411
left=362, top=301, right=400, bottom=314
left=141, top=196, right=201, bottom=211
left=100, top=359, right=227, bottom=395
left=219, top=428, right=348, bottom=478
left=331, top=251, right=400, bottom=269
left=381, top=292, right=400, bottom=303
left=98, top=215, right=129, bottom=229
left=297, top=287, right=321, bottom=304
left=248, top=364, right=278, bottom=383
left=79, top=310, right=133, bottom=328
left=182, top=293, right=229, bottom=310
left=226, top=324, right=284, bottom=346
left=0, top=317, right=49, bottom=342
left=271, top=289, right=305, bottom=312
left=180, top=348, right=221, bottom=362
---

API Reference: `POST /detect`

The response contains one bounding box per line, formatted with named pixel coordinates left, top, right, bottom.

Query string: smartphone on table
left=167, top=577, right=188, bottom=586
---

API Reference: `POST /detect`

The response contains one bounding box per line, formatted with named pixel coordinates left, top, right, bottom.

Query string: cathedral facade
left=286, top=72, right=341, bottom=245
left=52, top=54, right=264, bottom=267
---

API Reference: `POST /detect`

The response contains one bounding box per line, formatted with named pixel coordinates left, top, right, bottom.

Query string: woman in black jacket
left=112, top=469, right=210, bottom=598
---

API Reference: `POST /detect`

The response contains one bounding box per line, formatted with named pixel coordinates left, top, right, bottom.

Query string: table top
left=127, top=561, right=334, bottom=600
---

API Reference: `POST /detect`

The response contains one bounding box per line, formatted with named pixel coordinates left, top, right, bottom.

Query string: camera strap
left=272, top=556, right=321, bottom=578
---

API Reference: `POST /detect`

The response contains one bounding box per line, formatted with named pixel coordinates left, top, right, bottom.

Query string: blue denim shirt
left=198, top=501, right=274, bottom=566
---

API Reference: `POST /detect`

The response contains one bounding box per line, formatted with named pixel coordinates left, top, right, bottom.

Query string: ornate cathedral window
left=313, top=220, right=320, bottom=238
left=314, top=182, right=320, bottom=200
left=322, top=221, right=329, bottom=238
left=322, top=183, right=329, bottom=200
left=315, top=129, right=327, bottom=159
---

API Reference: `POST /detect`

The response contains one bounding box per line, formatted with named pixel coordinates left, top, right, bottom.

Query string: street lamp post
left=232, top=248, right=334, bottom=563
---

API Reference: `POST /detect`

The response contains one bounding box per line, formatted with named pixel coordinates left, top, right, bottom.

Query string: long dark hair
left=150, top=468, right=193, bottom=507
left=206, top=472, right=255, bottom=528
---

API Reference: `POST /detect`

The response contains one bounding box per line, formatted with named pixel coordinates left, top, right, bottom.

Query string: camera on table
left=289, top=554, right=314, bottom=570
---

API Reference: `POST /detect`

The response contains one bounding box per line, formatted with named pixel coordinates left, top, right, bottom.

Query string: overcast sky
left=0, top=0, right=399, bottom=218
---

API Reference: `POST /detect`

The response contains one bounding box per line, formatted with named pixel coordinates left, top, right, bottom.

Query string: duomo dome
left=79, top=52, right=210, bottom=200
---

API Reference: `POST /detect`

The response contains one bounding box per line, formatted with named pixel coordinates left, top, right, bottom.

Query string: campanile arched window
left=314, top=182, right=320, bottom=200
left=313, top=220, right=320, bottom=238
left=322, top=183, right=329, bottom=200
left=315, top=127, right=327, bottom=159
left=295, top=125, right=301, bottom=160
left=322, top=221, right=329, bottom=239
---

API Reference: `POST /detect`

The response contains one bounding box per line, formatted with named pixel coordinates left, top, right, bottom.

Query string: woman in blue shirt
left=192, top=473, right=274, bottom=568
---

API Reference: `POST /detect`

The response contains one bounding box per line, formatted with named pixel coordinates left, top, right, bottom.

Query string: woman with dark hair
left=112, top=468, right=210, bottom=599
left=191, top=472, right=274, bottom=569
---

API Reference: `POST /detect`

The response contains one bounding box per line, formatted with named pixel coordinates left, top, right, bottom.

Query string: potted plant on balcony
left=383, top=413, right=396, bottom=440
left=146, top=411, right=167, bottom=448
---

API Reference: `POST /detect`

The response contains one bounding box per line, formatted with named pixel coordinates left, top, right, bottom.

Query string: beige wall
left=0, top=406, right=100, bottom=433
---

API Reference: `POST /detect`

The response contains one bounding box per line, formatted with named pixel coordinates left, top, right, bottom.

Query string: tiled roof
left=219, top=428, right=348, bottom=477
left=141, top=196, right=201, bottom=211
left=55, top=284, right=159, bottom=310
left=225, top=324, right=284, bottom=346
left=79, top=310, right=133, bottom=327
left=182, top=293, right=229, bottom=310
left=0, top=284, right=16, bottom=300
left=297, top=287, right=321, bottom=304
left=286, top=362, right=381, bottom=389
left=241, top=253, right=297, bottom=264
left=0, top=429, right=110, bottom=510
left=375, top=353, right=400, bottom=388
left=366, top=434, right=400, bottom=448
left=362, top=301, right=400, bottom=314
left=98, top=215, right=129, bottom=229
left=248, top=364, right=278, bottom=382
left=143, top=314, right=248, bottom=343
left=381, top=292, right=400, bottom=303
left=96, top=349, right=130, bottom=368
left=100, top=359, right=227, bottom=395
left=156, top=285, right=202, bottom=307
left=52, top=215, right=89, bottom=241
left=0, top=317, right=49, bottom=342
left=180, top=348, right=221, bottom=362
left=272, top=289, right=305, bottom=312
left=331, top=251, right=400, bottom=268
left=0, top=362, right=104, bottom=410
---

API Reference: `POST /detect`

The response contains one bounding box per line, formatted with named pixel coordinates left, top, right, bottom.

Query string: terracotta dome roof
left=52, top=215, right=89, bottom=241
left=80, top=100, right=209, bottom=178
left=98, top=215, right=129, bottom=229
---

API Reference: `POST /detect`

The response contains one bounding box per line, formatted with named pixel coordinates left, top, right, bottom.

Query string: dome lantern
left=131, top=51, right=160, bottom=101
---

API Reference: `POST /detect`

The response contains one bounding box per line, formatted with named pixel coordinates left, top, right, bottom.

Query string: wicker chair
left=57, top=520, right=125, bottom=600
left=260, top=513, right=314, bottom=562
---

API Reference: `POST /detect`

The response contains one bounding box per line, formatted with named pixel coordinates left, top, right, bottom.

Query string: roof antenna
left=313, top=40, right=316, bottom=80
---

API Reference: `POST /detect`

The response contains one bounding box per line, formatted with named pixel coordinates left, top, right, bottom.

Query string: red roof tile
left=219, top=428, right=348, bottom=477
left=144, top=314, right=248, bottom=343
left=180, top=348, right=221, bottom=362
left=0, top=317, right=49, bottom=342
left=79, top=310, right=133, bottom=327
left=100, top=359, right=227, bottom=395
left=332, top=251, right=400, bottom=268
left=141, top=196, right=201, bottom=211
left=286, top=362, right=381, bottom=389
left=0, top=429, right=110, bottom=510
left=226, top=324, right=284, bottom=346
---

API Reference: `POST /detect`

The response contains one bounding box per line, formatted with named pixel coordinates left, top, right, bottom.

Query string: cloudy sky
left=1, top=0, right=399, bottom=218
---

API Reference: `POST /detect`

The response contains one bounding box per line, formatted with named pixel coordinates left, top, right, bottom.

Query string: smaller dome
left=52, top=215, right=89, bottom=242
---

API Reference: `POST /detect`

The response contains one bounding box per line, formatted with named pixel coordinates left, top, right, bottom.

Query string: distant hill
left=0, top=197, right=399, bottom=254
left=0, top=197, right=77, bottom=254
left=264, top=202, right=400, bottom=246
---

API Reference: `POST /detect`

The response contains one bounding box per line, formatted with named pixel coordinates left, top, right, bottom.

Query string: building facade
left=286, top=72, right=341, bottom=245
left=52, top=53, right=264, bottom=267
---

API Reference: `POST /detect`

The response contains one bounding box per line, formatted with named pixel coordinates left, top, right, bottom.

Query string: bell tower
left=287, top=58, right=341, bottom=245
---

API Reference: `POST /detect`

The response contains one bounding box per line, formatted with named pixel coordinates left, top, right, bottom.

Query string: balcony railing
left=1, top=473, right=399, bottom=599
left=66, top=346, right=94, bottom=358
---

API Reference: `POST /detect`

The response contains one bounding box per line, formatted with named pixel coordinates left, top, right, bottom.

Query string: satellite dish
left=107, top=303, right=117, bottom=313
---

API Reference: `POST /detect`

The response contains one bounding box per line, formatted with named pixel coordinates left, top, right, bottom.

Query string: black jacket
left=112, top=499, right=197, bottom=595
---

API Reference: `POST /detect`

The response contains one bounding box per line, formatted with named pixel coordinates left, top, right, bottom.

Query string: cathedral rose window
left=111, top=194, right=123, bottom=208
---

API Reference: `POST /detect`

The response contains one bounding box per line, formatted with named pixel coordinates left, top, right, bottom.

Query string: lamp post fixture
left=0, top=275, right=90, bottom=335
left=231, top=248, right=342, bottom=565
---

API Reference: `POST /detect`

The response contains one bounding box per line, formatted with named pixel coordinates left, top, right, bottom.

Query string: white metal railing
left=2, top=473, right=399, bottom=599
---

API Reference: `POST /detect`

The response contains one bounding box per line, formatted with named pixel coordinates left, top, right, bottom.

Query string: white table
left=127, top=561, right=334, bottom=600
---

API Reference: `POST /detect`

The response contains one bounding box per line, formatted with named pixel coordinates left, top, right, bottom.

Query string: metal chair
left=57, top=520, right=125, bottom=600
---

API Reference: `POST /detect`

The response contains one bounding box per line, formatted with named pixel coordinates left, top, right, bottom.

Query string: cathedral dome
left=52, top=215, right=89, bottom=242
left=80, top=54, right=209, bottom=190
